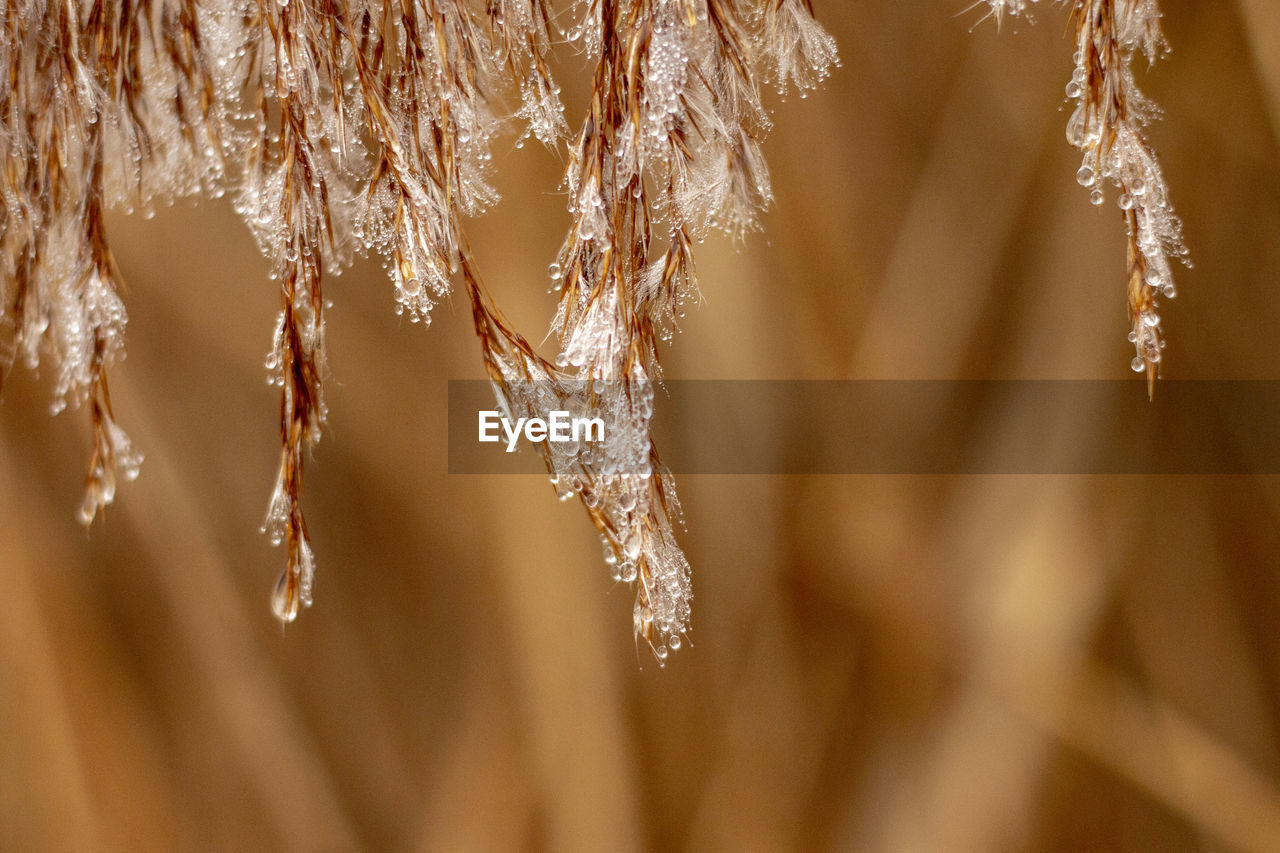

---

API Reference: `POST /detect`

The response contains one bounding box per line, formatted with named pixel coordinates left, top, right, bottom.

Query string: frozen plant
left=968, top=0, right=1041, bottom=29
left=0, top=0, right=836, bottom=663
left=977, top=0, right=1188, bottom=394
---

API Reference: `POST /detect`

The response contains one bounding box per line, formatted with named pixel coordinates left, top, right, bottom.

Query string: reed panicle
left=978, top=0, right=1188, bottom=396
left=0, top=0, right=835, bottom=661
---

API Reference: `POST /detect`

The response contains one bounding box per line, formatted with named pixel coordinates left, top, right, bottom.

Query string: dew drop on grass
left=271, top=569, right=299, bottom=623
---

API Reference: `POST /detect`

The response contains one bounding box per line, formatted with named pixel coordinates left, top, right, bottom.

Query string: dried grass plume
left=0, top=0, right=837, bottom=662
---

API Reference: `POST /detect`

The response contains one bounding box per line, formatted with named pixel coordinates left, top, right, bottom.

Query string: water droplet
left=619, top=562, right=637, bottom=583
left=1090, top=189, right=1104, bottom=206
left=1065, top=81, right=1082, bottom=99
left=1118, top=193, right=1134, bottom=210
left=547, top=261, right=562, bottom=279
left=668, top=634, right=682, bottom=650
left=271, top=569, right=299, bottom=623
left=1076, top=165, right=1096, bottom=187
left=1131, top=356, right=1146, bottom=373
left=76, top=490, right=98, bottom=525
left=622, top=529, right=642, bottom=560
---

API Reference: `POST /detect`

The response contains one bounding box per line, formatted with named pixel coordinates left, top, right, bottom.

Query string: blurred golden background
left=4, top=1, right=1280, bottom=849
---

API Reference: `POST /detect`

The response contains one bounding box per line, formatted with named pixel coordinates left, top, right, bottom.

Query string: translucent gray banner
left=447, top=380, right=1280, bottom=474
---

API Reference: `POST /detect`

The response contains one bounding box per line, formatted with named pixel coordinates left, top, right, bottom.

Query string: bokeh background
left=4, top=1, right=1280, bottom=849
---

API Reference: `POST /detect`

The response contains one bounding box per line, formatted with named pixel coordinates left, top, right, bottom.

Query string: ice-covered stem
left=80, top=360, right=144, bottom=525
left=1068, top=0, right=1187, bottom=395
left=255, top=0, right=336, bottom=625
left=0, top=0, right=142, bottom=521
left=0, top=0, right=227, bottom=519
left=521, top=0, right=834, bottom=662
left=262, top=235, right=326, bottom=625
left=78, top=157, right=143, bottom=525
left=545, top=0, right=699, bottom=661
left=982, top=0, right=1188, bottom=392
left=464, top=241, right=692, bottom=663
